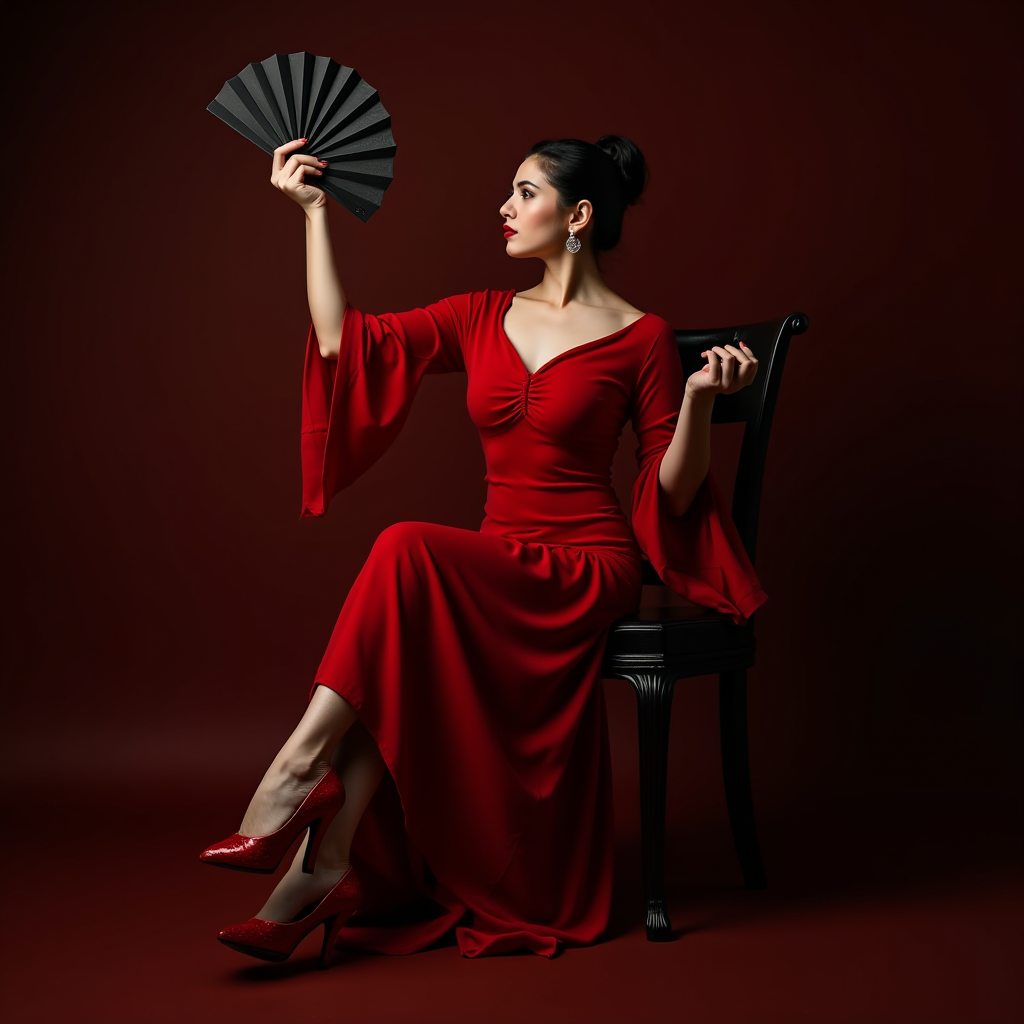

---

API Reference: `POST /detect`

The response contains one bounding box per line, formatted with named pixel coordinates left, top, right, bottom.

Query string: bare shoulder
left=598, top=294, right=646, bottom=333
left=600, top=291, right=645, bottom=317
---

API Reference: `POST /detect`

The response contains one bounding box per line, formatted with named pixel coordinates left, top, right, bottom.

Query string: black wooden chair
left=601, top=311, right=808, bottom=941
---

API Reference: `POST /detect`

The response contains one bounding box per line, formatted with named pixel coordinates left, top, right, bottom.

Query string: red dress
left=299, top=288, right=767, bottom=958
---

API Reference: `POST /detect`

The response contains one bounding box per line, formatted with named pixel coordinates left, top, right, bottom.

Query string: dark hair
left=526, top=135, right=649, bottom=251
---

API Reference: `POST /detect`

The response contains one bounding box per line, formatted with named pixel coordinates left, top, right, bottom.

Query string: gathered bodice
left=465, top=291, right=649, bottom=558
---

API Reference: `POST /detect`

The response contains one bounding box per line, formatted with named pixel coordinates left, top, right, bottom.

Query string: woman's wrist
left=304, top=204, right=329, bottom=225
left=683, top=381, right=717, bottom=411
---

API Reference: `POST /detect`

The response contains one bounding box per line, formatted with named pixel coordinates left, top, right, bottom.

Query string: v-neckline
left=498, top=289, right=649, bottom=377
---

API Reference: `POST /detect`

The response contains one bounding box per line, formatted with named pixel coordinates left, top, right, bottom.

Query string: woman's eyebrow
left=515, top=179, right=541, bottom=189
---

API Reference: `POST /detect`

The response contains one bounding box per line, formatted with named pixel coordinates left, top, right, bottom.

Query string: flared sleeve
left=300, top=296, right=467, bottom=518
left=629, top=322, right=768, bottom=626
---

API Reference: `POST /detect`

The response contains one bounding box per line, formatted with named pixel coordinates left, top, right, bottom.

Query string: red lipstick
left=503, top=225, right=517, bottom=239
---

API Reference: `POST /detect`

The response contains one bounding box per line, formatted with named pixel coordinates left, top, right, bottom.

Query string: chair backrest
left=640, top=312, right=808, bottom=586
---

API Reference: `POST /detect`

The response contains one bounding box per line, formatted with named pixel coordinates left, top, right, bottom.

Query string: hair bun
left=596, top=135, right=648, bottom=206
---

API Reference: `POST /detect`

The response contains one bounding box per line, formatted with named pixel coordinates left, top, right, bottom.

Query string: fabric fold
left=300, top=301, right=466, bottom=517
left=631, top=456, right=767, bottom=624
left=628, top=324, right=767, bottom=626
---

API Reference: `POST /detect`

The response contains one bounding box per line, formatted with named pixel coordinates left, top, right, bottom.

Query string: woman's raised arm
left=271, top=139, right=347, bottom=359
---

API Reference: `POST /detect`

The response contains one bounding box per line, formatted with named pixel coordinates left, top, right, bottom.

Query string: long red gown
left=299, top=288, right=767, bottom=958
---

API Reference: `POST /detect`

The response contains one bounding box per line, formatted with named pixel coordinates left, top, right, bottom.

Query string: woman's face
left=498, top=157, right=567, bottom=258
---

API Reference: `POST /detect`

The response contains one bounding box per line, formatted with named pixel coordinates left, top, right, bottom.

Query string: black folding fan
left=207, top=52, right=396, bottom=222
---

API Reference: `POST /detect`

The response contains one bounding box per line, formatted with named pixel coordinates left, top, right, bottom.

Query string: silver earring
left=565, top=226, right=582, bottom=254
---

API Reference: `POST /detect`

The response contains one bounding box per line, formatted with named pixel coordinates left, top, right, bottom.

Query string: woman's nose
left=499, top=199, right=512, bottom=218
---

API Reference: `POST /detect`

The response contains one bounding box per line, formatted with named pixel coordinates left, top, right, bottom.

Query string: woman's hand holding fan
left=271, top=138, right=329, bottom=212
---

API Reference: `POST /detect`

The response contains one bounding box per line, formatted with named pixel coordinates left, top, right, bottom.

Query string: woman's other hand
left=271, top=138, right=328, bottom=212
left=686, top=342, right=759, bottom=400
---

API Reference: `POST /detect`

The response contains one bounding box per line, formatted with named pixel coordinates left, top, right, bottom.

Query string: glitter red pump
left=216, top=867, right=363, bottom=968
left=199, top=768, right=345, bottom=875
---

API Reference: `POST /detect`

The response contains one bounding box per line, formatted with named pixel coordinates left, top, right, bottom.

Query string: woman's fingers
left=699, top=349, right=718, bottom=378
left=273, top=156, right=325, bottom=189
left=272, top=138, right=310, bottom=174
left=283, top=160, right=323, bottom=190
left=699, top=343, right=758, bottom=392
left=717, top=347, right=735, bottom=388
left=703, top=343, right=755, bottom=362
left=271, top=140, right=328, bottom=196
left=723, top=343, right=752, bottom=389
left=267, top=138, right=330, bottom=211
left=733, top=343, right=758, bottom=387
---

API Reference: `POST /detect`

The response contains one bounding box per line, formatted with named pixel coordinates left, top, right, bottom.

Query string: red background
left=2, top=1, right=1021, bottom=1021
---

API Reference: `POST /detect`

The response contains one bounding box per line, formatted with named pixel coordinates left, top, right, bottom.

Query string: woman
left=201, top=134, right=766, bottom=966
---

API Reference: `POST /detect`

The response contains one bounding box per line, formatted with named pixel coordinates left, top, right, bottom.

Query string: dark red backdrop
left=2, top=0, right=1020, bottom=848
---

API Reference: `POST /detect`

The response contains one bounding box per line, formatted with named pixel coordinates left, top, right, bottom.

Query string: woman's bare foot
left=254, top=840, right=351, bottom=923
left=236, top=757, right=333, bottom=837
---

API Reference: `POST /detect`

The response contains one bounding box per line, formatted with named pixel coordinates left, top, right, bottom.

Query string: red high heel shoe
left=217, top=867, right=363, bottom=968
left=199, top=768, right=345, bottom=875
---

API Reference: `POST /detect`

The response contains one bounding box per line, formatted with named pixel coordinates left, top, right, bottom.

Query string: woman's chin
left=504, top=240, right=544, bottom=260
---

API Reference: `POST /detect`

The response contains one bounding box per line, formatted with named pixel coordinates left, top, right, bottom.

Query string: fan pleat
left=323, top=178, right=386, bottom=205
left=209, top=82, right=279, bottom=150
left=323, top=159, right=394, bottom=188
left=306, top=68, right=363, bottom=143
left=238, top=64, right=292, bottom=144
left=322, top=182, right=387, bottom=221
left=206, top=99, right=273, bottom=152
left=312, top=80, right=380, bottom=147
left=321, top=131, right=397, bottom=159
left=207, top=51, right=396, bottom=220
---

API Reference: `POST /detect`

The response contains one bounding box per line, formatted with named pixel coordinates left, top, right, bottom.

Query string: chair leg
left=627, top=670, right=676, bottom=941
left=719, top=669, right=767, bottom=889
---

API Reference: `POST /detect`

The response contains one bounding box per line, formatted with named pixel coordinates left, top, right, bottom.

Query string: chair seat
left=604, top=586, right=757, bottom=677
left=637, top=584, right=710, bottom=617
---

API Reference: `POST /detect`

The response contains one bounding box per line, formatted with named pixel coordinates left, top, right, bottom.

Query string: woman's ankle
left=268, top=751, right=332, bottom=788
left=315, top=854, right=351, bottom=875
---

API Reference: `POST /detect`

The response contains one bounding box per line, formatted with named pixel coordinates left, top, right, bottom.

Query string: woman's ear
left=568, top=199, right=593, bottom=233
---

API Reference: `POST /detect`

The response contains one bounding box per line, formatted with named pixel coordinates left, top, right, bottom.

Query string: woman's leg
left=320, top=718, right=389, bottom=871
left=254, top=719, right=387, bottom=922
left=237, top=683, right=359, bottom=836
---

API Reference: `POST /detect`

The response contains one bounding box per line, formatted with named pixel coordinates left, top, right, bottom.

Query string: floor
left=2, top=782, right=1020, bottom=1024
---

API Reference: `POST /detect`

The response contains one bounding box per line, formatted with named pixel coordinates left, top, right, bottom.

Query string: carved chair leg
left=719, top=669, right=767, bottom=889
left=627, top=670, right=677, bottom=941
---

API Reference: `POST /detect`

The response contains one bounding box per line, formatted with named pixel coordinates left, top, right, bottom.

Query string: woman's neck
left=530, top=248, right=612, bottom=310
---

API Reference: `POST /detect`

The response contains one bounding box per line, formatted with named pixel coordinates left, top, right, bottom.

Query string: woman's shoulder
left=589, top=292, right=671, bottom=338
left=429, top=288, right=513, bottom=321
left=643, top=311, right=674, bottom=333
left=436, top=287, right=512, bottom=305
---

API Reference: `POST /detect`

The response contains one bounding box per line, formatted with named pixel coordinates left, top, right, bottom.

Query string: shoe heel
left=300, top=798, right=343, bottom=873
left=302, top=819, right=324, bottom=875
left=318, top=914, right=344, bottom=969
